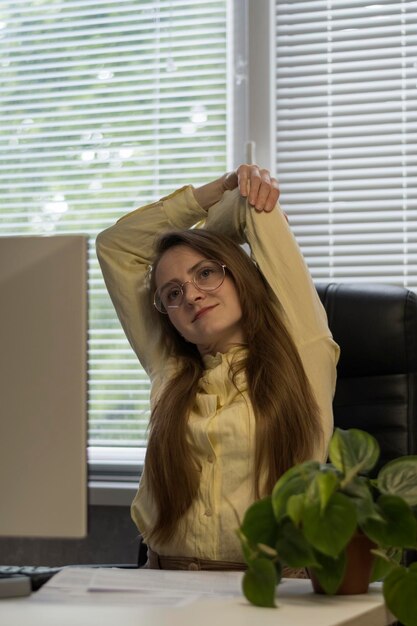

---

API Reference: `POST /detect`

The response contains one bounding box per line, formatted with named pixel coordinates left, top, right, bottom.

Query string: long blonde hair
left=145, top=229, right=322, bottom=543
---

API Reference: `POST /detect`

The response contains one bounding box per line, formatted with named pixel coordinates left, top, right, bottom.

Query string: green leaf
left=237, top=529, right=257, bottom=565
left=370, top=547, right=403, bottom=582
left=271, top=461, right=320, bottom=521
left=240, top=496, right=278, bottom=549
left=377, top=456, right=417, bottom=506
left=383, top=565, right=417, bottom=626
left=341, top=476, right=383, bottom=526
left=309, top=549, right=347, bottom=595
left=303, top=492, right=357, bottom=558
left=274, top=559, right=283, bottom=585
left=242, top=558, right=278, bottom=608
left=361, top=495, right=417, bottom=549
left=329, top=428, right=380, bottom=478
left=315, top=471, right=340, bottom=512
left=286, top=493, right=305, bottom=526
left=275, top=518, right=320, bottom=568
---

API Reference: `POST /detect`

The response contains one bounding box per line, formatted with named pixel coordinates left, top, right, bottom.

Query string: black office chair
left=317, top=282, right=417, bottom=571
left=317, top=282, right=417, bottom=469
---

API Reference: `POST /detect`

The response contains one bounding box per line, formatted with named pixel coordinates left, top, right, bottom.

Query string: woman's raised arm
left=96, top=187, right=206, bottom=378
left=203, top=170, right=340, bottom=461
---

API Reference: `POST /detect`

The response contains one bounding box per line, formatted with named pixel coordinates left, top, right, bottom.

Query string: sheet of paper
left=36, top=567, right=244, bottom=607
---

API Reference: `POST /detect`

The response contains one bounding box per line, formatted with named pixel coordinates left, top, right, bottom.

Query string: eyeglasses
left=153, top=259, right=226, bottom=314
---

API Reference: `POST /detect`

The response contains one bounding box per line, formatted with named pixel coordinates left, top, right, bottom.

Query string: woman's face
left=155, top=245, right=245, bottom=356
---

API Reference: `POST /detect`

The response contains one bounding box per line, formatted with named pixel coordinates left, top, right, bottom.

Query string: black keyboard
left=0, top=563, right=139, bottom=597
left=0, top=565, right=62, bottom=592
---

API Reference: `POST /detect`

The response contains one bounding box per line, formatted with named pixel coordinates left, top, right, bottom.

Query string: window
left=273, top=0, right=417, bottom=289
left=0, top=0, right=229, bottom=480
left=4, top=0, right=415, bottom=488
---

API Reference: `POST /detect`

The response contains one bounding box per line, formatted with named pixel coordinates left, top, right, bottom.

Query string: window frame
left=15, top=0, right=412, bottom=504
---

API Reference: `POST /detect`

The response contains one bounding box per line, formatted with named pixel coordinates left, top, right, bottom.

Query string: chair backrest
left=316, top=282, right=417, bottom=473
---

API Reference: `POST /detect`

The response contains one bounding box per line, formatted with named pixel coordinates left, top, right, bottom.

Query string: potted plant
left=238, top=428, right=417, bottom=626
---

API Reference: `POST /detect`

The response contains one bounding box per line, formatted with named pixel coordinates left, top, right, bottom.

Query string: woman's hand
left=223, top=164, right=280, bottom=213
left=192, top=164, right=280, bottom=213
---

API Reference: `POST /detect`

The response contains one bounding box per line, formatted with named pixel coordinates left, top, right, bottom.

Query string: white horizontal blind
left=0, top=0, right=228, bottom=463
left=274, top=0, right=417, bottom=289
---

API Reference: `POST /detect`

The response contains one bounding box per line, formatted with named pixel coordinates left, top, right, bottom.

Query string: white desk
left=0, top=568, right=395, bottom=626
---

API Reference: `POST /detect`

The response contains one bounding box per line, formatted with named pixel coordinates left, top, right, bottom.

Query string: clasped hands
left=223, top=164, right=280, bottom=213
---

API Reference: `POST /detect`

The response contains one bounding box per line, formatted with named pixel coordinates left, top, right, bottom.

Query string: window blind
left=0, top=0, right=228, bottom=467
left=274, top=0, right=417, bottom=289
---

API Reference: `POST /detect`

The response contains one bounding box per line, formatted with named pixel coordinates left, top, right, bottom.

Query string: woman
left=96, top=164, right=339, bottom=569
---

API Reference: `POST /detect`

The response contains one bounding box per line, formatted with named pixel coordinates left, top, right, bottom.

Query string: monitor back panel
left=0, top=235, right=88, bottom=538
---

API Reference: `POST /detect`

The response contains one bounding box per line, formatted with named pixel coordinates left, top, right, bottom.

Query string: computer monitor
left=0, top=235, right=88, bottom=538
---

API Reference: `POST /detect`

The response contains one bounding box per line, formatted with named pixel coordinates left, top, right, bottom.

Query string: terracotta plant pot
left=310, top=533, right=376, bottom=595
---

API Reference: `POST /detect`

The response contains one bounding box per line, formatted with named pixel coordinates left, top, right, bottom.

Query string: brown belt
left=147, top=547, right=246, bottom=571
left=147, top=547, right=308, bottom=578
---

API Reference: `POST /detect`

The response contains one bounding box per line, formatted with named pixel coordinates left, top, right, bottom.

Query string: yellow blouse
left=96, top=185, right=340, bottom=563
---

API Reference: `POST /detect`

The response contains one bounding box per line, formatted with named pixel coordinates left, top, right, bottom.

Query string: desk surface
left=0, top=568, right=395, bottom=626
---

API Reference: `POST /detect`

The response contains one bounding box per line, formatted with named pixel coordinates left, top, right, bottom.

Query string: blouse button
left=207, top=455, right=214, bottom=463
left=205, top=509, right=213, bottom=517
